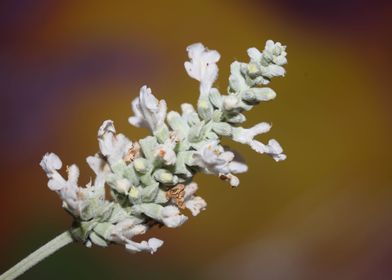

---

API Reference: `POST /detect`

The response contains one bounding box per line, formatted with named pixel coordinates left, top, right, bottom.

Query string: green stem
left=0, top=231, right=74, bottom=280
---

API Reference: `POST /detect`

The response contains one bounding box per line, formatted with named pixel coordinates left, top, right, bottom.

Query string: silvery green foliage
left=40, top=40, right=287, bottom=254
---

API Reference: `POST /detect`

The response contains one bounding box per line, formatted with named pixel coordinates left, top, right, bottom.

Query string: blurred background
left=1, top=0, right=391, bottom=279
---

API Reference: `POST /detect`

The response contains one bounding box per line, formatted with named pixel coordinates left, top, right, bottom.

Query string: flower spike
left=40, top=39, right=287, bottom=254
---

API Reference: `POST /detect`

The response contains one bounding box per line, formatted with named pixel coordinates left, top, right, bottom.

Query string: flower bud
left=133, top=158, right=149, bottom=173
left=212, top=122, right=232, bottom=136
left=115, top=178, right=131, bottom=194
left=247, top=62, right=261, bottom=78
left=223, top=95, right=240, bottom=111
left=209, top=88, right=223, bottom=109
left=197, top=99, right=213, bottom=120
left=153, top=169, right=178, bottom=185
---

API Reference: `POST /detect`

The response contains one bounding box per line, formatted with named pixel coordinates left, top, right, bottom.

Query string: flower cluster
left=40, top=40, right=287, bottom=254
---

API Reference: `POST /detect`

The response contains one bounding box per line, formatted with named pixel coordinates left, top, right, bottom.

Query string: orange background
left=1, top=0, right=391, bottom=279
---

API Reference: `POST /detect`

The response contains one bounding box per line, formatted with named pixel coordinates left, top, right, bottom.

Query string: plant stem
left=0, top=231, right=74, bottom=280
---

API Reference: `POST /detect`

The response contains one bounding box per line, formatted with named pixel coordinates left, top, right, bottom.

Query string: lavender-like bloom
left=40, top=40, right=288, bottom=254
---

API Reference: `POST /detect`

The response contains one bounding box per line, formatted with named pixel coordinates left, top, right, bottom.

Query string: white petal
left=184, top=182, right=198, bottom=200
left=219, top=151, right=234, bottom=162
left=98, top=120, right=115, bottom=138
left=128, top=98, right=148, bottom=128
left=186, top=43, right=205, bottom=59
left=125, top=238, right=163, bottom=254
left=250, top=122, right=271, bottom=136
left=128, top=116, right=144, bottom=128
left=273, top=153, right=287, bottom=162
left=67, top=165, right=80, bottom=185
left=48, top=177, right=65, bottom=191
left=86, top=154, right=107, bottom=175
left=264, top=65, right=285, bottom=77
left=128, top=224, right=148, bottom=236
left=184, top=43, right=221, bottom=98
left=230, top=175, right=240, bottom=187
left=161, top=206, right=188, bottom=228
left=185, top=196, right=207, bottom=216
left=267, top=139, right=283, bottom=154
left=140, top=86, right=159, bottom=112
left=247, top=47, right=262, bottom=61
left=131, top=97, right=143, bottom=118
left=265, top=40, right=275, bottom=51
left=129, top=86, right=167, bottom=132
left=40, top=153, right=62, bottom=173
left=148, top=238, right=164, bottom=253
left=228, top=161, right=248, bottom=174
left=250, top=140, right=266, bottom=154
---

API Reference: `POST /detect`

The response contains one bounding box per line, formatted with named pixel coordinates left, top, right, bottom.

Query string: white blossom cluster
left=40, top=40, right=287, bottom=254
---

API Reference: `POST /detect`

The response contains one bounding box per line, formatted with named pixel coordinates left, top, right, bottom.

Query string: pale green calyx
left=40, top=39, right=287, bottom=254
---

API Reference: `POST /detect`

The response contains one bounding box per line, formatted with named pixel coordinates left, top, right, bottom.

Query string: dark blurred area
left=0, top=0, right=391, bottom=279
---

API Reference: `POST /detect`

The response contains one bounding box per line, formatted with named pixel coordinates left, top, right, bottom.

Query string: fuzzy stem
left=0, top=231, right=74, bottom=280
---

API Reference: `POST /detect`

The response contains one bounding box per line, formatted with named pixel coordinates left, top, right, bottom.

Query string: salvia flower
left=184, top=43, right=221, bottom=99
left=128, top=86, right=167, bottom=133
left=40, top=39, right=288, bottom=254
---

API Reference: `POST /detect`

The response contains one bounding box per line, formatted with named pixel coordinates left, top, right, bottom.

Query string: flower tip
left=40, top=152, right=62, bottom=173
left=186, top=42, right=204, bottom=54
left=148, top=238, right=164, bottom=254
left=266, top=88, right=277, bottom=100
left=98, top=120, right=115, bottom=137
left=140, top=85, right=152, bottom=96
left=247, top=47, right=262, bottom=61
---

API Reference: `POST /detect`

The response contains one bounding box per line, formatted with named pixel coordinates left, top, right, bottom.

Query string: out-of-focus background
left=1, top=0, right=391, bottom=279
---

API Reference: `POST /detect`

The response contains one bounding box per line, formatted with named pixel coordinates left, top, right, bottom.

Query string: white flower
left=223, top=95, right=241, bottom=111
left=181, top=103, right=200, bottom=126
left=98, top=120, right=133, bottom=166
left=246, top=40, right=287, bottom=81
left=184, top=43, right=220, bottom=98
left=247, top=47, right=262, bottom=62
left=153, top=169, right=178, bottom=185
left=38, top=40, right=288, bottom=256
left=219, top=173, right=240, bottom=188
left=264, top=139, right=287, bottom=161
left=40, top=153, right=105, bottom=217
left=109, top=219, right=164, bottom=254
left=183, top=183, right=207, bottom=216
left=192, top=141, right=248, bottom=175
left=232, top=122, right=271, bottom=145
left=250, top=139, right=287, bottom=162
left=40, top=153, right=62, bottom=174
left=86, top=153, right=110, bottom=175
left=161, top=205, right=188, bottom=228
left=262, top=64, right=286, bottom=79
left=263, top=40, right=287, bottom=66
left=231, top=123, right=286, bottom=161
left=128, top=86, right=167, bottom=132
left=109, top=218, right=143, bottom=242
left=125, top=238, right=163, bottom=254
left=154, top=140, right=177, bottom=166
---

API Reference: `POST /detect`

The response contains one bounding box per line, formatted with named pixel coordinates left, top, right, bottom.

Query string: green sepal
left=139, top=136, right=158, bottom=160
left=167, top=111, right=189, bottom=139
left=132, top=203, right=163, bottom=221
left=154, top=124, right=170, bottom=143
left=154, top=188, right=170, bottom=204
left=197, top=99, right=213, bottom=121
left=174, top=151, right=193, bottom=177
left=212, top=122, right=232, bottom=136
left=89, top=231, right=109, bottom=247
left=209, top=88, right=223, bottom=109
left=139, top=173, right=155, bottom=186
left=93, top=222, right=113, bottom=237
left=140, top=182, right=160, bottom=203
